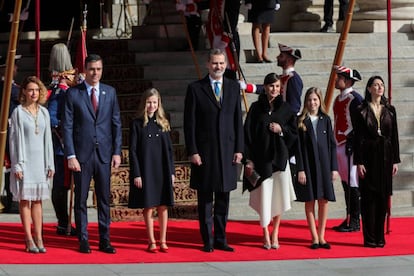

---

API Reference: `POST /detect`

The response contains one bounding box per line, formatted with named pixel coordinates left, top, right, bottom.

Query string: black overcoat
left=295, top=113, right=337, bottom=202
left=183, top=75, right=244, bottom=193
left=243, top=94, right=297, bottom=192
left=128, top=117, right=175, bottom=208
left=352, top=102, right=400, bottom=196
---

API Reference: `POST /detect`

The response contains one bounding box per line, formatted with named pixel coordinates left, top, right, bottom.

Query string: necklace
left=369, top=102, right=382, bottom=135
left=24, top=105, right=40, bottom=135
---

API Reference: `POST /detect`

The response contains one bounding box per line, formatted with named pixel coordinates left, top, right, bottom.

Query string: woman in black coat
left=244, top=73, right=297, bottom=250
left=295, top=87, right=338, bottom=249
left=128, top=88, right=175, bottom=253
left=352, top=76, right=400, bottom=248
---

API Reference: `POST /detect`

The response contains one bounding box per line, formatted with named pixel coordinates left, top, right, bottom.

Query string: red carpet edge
left=1, top=217, right=413, bottom=264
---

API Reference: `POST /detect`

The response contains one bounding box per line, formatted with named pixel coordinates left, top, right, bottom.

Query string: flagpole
left=0, top=0, right=23, bottom=210
left=386, top=0, right=392, bottom=235
left=323, top=0, right=356, bottom=110
left=35, top=0, right=40, bottom=77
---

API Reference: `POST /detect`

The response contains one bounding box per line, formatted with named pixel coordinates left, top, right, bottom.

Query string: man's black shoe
left=214, top=243, right=234, bottom=252
left=79, top=240, right=91, bottom=253
left=99, top=240, right=116, bottom=254
left=56, top=225, right=77, bottom=236
left=334, top=225, right=360, bottom=232
left=332, top=219, right=348, bottom=231
left=202, top=245, right=214, bottom=252
left=320, top=24, right=335, bottom=33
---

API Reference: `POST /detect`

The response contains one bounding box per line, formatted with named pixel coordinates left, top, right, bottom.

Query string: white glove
left=238, top=80, right=247, bottom=90
left=176, top=3, right=186, bottom=12
left=20, top=8, right=29, bottom=21
left=8, top=8, right=29, bottom=22
left=275, top=3, right=281, bottom=10
left=245, top=3, right=252, bottom=10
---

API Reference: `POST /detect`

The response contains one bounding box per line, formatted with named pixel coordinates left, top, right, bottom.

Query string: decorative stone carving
left=109, top=163, right=197, bottom=221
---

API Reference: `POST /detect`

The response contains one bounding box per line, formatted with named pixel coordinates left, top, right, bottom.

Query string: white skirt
left=249, top=162, right=297, bottom=227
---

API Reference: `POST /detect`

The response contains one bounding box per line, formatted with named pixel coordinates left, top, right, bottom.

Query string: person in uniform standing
left=332, top=65, right=363, bottom=232
left=47, top=43, right=78, bottom=236
left=276, top=43, right=303, bottom=115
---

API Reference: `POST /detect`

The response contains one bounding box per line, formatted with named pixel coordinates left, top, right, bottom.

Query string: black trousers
left=360, top=188, right=387, bottom=245
left=52, top=155, right=70, bottom=228
left=186, top=15, right=202, bottom=50
left=323, top=0, right=349, bottom=26
left=197, top=191, right=230, bottom=247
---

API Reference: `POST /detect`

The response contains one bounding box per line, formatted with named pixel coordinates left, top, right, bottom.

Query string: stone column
left=349, top=0, right=414, bottom=32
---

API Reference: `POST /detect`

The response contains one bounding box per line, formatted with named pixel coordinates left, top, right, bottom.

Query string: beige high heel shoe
left=34, top=239, right=47, bottom=253
left=25, top=239, right=39, bottom=253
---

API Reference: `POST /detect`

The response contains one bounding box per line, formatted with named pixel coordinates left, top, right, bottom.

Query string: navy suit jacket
left=63, top=82, right=122, bottom=164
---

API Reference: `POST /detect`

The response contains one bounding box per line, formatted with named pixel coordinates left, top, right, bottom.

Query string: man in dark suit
left=184, top=48, right=244, bottom=253
left=63, top=54, right=122, bottom=254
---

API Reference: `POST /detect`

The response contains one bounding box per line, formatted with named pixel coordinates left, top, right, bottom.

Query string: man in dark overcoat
left=184, top=48, right=244, bottom=253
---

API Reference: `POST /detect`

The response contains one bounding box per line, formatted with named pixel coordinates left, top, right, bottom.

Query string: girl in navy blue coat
left=295, top=87, right=339, bottom=249
left=128, top=88, right=175, bottom=253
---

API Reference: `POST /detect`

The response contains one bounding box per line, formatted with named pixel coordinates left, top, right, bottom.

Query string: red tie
left=91, top=87, right=98, bottom=113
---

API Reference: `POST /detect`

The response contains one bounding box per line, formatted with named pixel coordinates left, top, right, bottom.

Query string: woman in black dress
left=128, top=88, right=175, bottom=253
left=295, top=87, right=338, bottom=249
left=245, top=0, right=280, bottom=63
left=352, top=76, right=400, bottom=248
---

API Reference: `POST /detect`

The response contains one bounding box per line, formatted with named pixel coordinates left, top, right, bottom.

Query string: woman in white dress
left=9, top=76, right=54, bottom=253
left=243, top=73, right=297, bottom=249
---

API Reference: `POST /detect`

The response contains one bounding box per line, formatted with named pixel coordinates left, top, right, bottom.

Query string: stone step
left=127, top=37, right=188, bottom=52
left=400, top=153, right=414, bottom=170
left=139, top=59, right=414, bottom=81
left=241, top=46, right=414, bottom=63
left=266, top=32, right=414, bottom=48
left=399, top=136, right=414, bottom=153
left=134, top=51, right=209, bottom=65
left=132, top=24, right=187, bottom=39
left=130, top=42, right=414, bottom=65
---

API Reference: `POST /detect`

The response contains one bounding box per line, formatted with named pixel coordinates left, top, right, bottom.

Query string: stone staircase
left=122, top=0, right=414, bottom=220
left=2, top=0, right=413, bottom=221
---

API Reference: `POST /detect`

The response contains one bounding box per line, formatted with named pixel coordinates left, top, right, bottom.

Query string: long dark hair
left=364, top=75, right=389, bottom=107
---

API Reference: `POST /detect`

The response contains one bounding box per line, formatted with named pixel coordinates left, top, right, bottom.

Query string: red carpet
left=1, top=217, right=414, bottom=264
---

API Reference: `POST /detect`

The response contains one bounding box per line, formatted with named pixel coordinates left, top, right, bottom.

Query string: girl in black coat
left=352, top=76, right=400, bottom=248
left=128, top=88, right=175, bottom=253
left=295, top=87, right=338, bottom=249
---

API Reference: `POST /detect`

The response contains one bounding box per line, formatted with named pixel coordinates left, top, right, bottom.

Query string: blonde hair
left=19, top=76, right=48, bottom=105
left=137, top=88, right=171, bottom=132
left=298, top=87, right=327, bottom=131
